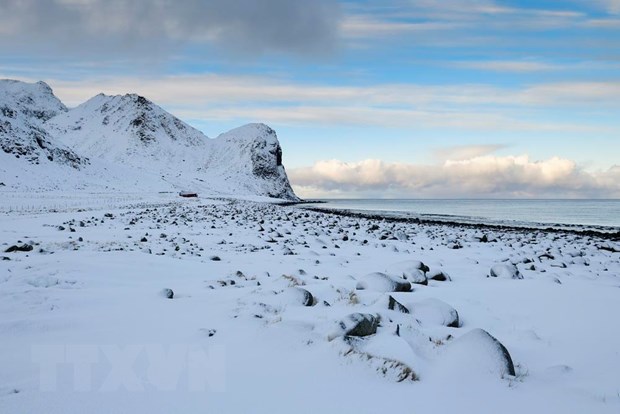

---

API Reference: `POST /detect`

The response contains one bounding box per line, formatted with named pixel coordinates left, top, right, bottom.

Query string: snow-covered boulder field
left=1, top=79, right=298, bottom=200
left=1, top=196, right=619, bottom=413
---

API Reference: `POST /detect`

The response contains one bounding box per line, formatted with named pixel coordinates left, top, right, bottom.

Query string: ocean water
left=311, top=199, right=620, bottom=230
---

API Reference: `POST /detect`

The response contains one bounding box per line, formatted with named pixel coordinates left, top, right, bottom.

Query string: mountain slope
left=0, top=80, right=86, bottom=170
left=46, top=92, right=298, bottom=199
left=35, top=86, right=298, bottom=199
left=46, top=93, right=207, bottom=166
left=0, top=80, right=298, bottom=200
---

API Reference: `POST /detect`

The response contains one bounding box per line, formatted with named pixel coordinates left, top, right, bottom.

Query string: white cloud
left=518, top=82, right=620, bottom=105
left=341, top=15, right=460, bottom=38
left=4, top=73, right=617, bottom=132
left=582, top=0, right=620, bottom=14
left=455, top=60, right=560, bottom=72
left=28, top=74, right=619, bottom=110
left=289, top=156, right=620, bottom=198
left=340, top=0, right=586, bottom=42
left=582, top=18, right=620, bottom=27
left=187, top=105, right=605, bottom=132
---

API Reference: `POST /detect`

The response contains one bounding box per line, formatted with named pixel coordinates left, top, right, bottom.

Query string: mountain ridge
left=0, top=79, right=299, bottom=200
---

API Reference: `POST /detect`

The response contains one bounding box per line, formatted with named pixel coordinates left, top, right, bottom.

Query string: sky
left=1, top=0, right=619, bottom=198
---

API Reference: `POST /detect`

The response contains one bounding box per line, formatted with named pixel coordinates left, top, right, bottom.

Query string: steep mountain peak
left=0, top=79, right=85, bottom=169
left=47, top=91, right=208, bottom=161
left=0, top=79, right=67, bottom=121
left=211, top=122, right=297, bottom=200
left=216, top=122, right=283, bottom=175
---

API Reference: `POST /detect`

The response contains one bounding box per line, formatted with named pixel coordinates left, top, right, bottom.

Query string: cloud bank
left=0, top=0, right=340, bottom=58
left=13, top=74, right=617, bottom=134
left=289, top=155, right=620, bottom=199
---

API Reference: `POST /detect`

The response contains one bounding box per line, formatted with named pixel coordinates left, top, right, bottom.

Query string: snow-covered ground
left=1, top=193, right=619, bottom=413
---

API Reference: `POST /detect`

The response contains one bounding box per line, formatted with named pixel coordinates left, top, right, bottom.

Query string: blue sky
left=1, top=0, right=619, bottom=198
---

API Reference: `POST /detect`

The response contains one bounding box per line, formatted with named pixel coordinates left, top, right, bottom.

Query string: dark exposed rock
left=428, top=270, right=451, bottom=282
left=598, top=243, right=619, bottom=253
left=287, top=287, right=314, bottom=306
left=388, top=296, right=409, bottom=313
left=341, top=313, right=380, bottom=337
left=160, top=288, right=174, bottom=299
left=4, top=244, right=33, bottom=253
left=297, top=288, right=314, bottom=306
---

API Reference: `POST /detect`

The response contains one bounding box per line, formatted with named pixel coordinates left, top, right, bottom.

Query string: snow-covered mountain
left=205, top=123, right=298, bottom=200
left=0, top=80, right=298, bottom=200
left=46, top=93, right=207, bottom=165
left=0, top=80, right=86, bottom=170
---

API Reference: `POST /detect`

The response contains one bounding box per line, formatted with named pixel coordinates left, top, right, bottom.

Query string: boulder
left=442, top=328, right=516, bottom=378
left=489, top=263, right=523, bottom=280
left=428, top=269, right=451, bottom=282
left=343, top=313, right=380, bottom=337
left=386, top=261, right=429, bottom=285
left=4, top=244, right=33, bottom=253
left=287, top=287, right=314, bottom=306
left=329, top=313, right=380, bottom=340
left=408, top=298, right=459, bottom=327
left=403, top=268, right=428, bottom=285
left=356, top=272, right=411, bottom=292
left=409, top=260, right=430, bottom=273
left=388, top=296, right=409, bottom=313
left=160, top=288, right=174, bottom=299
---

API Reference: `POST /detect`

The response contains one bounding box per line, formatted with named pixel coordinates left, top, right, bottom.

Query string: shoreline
left=296, top=205, right=620, bottom=242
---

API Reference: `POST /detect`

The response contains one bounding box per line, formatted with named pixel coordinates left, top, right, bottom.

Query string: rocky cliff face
left=0, top=80, right=87, bottom=169
left=1, top=79, right=298, bottom=200
left=211, top=123, right=298, bottom=200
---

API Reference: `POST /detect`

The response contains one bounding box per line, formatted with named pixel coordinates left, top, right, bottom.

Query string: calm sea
left=310, top=199, right=620, bottom=230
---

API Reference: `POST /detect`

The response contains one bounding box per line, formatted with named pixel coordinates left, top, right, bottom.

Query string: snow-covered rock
left=407, top=298, right=460, bottom=328
left=440, top=328, right=516, bottom=378
left=386, top=260, right=429, bottom=285
left=356, top=272, right=412, bottom=292
left=489, top=263, right=523, bottom=279
left=329, top=313, right=380, bottom=340
left=428, top=269, right=451, bottom=282
left=284, top=287, right=314, bottom=306
left=387, top=295, right=409, bottom=313
left=160, top=288, right=174, bottom=299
